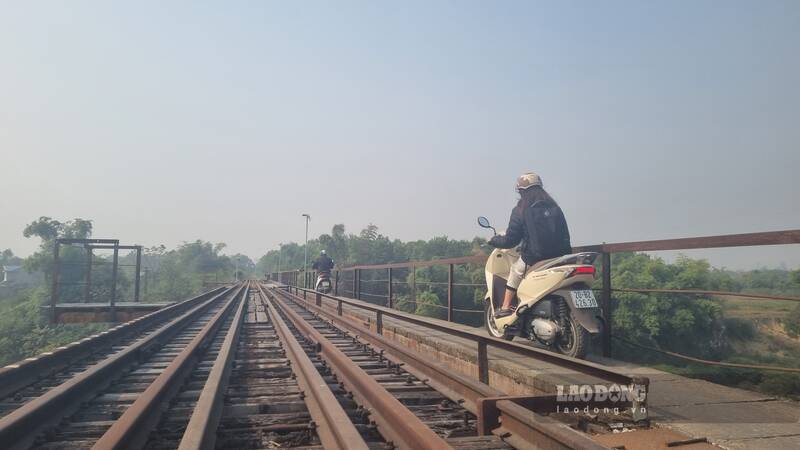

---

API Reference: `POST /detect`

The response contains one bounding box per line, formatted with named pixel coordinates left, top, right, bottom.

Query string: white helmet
left=516, top=172, right=543, bottom=191
left=320, top=250, right=327, bottom=255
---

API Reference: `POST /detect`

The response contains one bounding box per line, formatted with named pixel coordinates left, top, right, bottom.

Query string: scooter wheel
left=555, top=314, right=589, bottom=359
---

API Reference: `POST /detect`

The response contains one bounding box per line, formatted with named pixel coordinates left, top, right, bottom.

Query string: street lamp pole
left=234, top=257, right=239, bottom=282
left=277, top=243, right=283, bottom=281
left=302, top=214, right=310, bottom=288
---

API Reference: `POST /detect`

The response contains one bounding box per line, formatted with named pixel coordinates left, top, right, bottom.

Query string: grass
left=718, top=295, right=796, bottom=320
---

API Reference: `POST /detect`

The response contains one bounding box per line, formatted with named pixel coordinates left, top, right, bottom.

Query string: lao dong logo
left=557, top=383, right=646, bottom=402
left=555, top=384, right=647, bottom=416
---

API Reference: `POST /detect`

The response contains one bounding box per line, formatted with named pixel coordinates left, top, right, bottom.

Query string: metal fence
left=271, top=229, right=800, bottom=356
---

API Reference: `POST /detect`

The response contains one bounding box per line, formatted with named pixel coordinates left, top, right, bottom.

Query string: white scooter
left=315, top=271, right=333, bottom=294
left=478, top=216, right=603, bottom=358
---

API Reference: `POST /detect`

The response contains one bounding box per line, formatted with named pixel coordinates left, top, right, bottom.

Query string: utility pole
left=234, top=257, right=240, bottom=282
left=277, top=242, right=283, bottom=281
left=302, top=214, right=310, bottom=288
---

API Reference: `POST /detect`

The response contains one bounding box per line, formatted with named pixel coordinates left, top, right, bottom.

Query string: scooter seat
left=527, top=257, right=558, bottom=273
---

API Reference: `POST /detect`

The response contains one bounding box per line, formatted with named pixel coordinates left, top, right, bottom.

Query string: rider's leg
left=496, top=258, right=527, bottom=317
left=501, top=286, right=516, bottom=310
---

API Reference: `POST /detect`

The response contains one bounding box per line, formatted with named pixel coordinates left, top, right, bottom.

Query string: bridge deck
left=324, top=293, right=800, bottom=450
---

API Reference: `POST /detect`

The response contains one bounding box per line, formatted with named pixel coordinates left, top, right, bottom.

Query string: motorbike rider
left=312, top=250, right=335, bottom=274
left=488, top=172, right=572, bottom=318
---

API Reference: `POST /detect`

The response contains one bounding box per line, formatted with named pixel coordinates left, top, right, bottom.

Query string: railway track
left=0, top=281, right=618, bottom=449
left=262, top=284, right=511, bottom=450
left=0, top=286, right=230, bottom=420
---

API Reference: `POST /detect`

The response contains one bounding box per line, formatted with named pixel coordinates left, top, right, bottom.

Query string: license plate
left=570, top=290, right=598, bottom=308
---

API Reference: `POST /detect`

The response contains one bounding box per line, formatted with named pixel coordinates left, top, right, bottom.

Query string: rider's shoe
left=495, top=308, right=514, bottom=318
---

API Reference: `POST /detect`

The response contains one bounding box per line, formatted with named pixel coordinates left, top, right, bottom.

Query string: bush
left=724, top=317, right=757, bottom=341
left=759, top=373, right=800, bottom=399
left=784, top=304, right=800, bottom=338
left=0, top=288, right=108, bottom=366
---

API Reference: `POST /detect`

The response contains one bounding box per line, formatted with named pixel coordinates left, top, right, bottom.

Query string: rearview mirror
left=477, top=216, right=491, bottom=228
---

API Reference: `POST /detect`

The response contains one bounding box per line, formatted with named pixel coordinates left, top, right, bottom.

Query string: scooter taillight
left=569, top=266, right=595, bottom=277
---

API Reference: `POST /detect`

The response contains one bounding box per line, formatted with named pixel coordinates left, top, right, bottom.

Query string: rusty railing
left=271, top=229, right=800, bottom=356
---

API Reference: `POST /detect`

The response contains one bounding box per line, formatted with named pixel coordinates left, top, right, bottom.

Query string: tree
left=609, top=252, right=725, bottom=358
left=0, top=249, right=23, bottom=280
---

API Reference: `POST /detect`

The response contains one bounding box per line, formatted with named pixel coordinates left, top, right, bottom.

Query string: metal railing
left=271, top=229, right=800, bottom=356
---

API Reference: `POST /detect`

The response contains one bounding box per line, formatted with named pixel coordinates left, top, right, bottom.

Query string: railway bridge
left=0, top=229, right=798, bottom=449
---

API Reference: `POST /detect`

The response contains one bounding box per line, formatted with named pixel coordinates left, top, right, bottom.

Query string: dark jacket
left=312, top=255, right=334, bottom=272
left=489, top=201, right=571, bottom=265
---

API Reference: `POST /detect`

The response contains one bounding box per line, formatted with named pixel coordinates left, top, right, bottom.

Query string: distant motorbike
left=478, top=216, right=603, bottom=359
left=315, top=271, right=332, bottom=294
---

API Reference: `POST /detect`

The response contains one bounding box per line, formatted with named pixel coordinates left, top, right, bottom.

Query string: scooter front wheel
left=484, top=301, right=514, bottom=341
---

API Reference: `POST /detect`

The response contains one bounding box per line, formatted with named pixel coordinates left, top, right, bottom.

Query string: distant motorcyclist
left=312, top=250, right=334, bottom=274
left=488, top=172, right=571, bottom=318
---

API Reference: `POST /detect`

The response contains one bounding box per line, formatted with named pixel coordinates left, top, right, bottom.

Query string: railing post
left=316, top=292, right=321, bottom=307
left=143, top=268, right=149, bottom=299
left=352, top=270, right=357, bottom=299
left=50, top=241, right=61, bottom=323
left=110, top=243, right=119, bottom=322
left=601, top=251, right=612, bottom=357
left=337, top=299, right=343, bottom=315
left=334, top=270, right=339, bottom=296
left=376, top=310, right=383, bottom=335
left=447, top=263, right=454, bottom=322
left=134, top=246, right=142, bottom=302
left=356, top=269, right=361, bottom=300
left=83, top=247, right=92, bottom=303
left=477, top=339, right=489, bottom=384
left=411, top=265, right=417, bottom=307
left=387, top=267, right=393, bottom=309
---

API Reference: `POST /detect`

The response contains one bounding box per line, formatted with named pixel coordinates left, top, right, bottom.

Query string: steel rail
left=252, top=283, right=370, bottom=450
left=271, top=285, right=611, bottom=450
left=175, top=282, right=250, bottom=450
left=0, top=285, right=237, bottom=450
left=287, top=285, right=644, bottom=388
left=0, top=286, right=228, bottom=400
left=93, top=284, right=247, bottom=450
left=266, top=287, right=453, bottom=450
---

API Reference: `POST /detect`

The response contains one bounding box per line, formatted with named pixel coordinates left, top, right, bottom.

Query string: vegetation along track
left=0, top=281, right=613, bottom=449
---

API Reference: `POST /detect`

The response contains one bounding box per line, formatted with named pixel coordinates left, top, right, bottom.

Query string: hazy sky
left=1, top=1, right=798, bottom=269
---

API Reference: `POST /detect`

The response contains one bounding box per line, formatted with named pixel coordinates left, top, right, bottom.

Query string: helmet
left=320, top=250, right=327, bottom=255
left=516, top=172, right=542, bottom=191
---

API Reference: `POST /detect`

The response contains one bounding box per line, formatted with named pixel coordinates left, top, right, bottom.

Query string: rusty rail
left=284, top=284, right=644, bottom=388
left=0, top=286, right=228, bottom=401
left=92, top=284, right=247, bottom=449
left=0, top=285, right=238, bottom=449
left=252, top=283, right=369, bottom=450
left=265, top=287, right=454, bottom=450
left=176, top=281, right=248, bottom=450
left=269, top=284, right=614, bottom=450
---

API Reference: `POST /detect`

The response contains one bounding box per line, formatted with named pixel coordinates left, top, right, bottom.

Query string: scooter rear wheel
left=555, top=314, right=589, bottom=359
left=484, top=301, right=515, bottom=341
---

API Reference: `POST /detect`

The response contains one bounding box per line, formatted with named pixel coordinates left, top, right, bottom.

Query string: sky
left=1, top=1, right=798, bottom=270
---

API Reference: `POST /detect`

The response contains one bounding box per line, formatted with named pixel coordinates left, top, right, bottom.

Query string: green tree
left=610, top=253, right=724, bottom=358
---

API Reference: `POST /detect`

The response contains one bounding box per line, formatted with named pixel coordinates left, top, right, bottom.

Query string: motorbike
left=477, top=216, right=603, bottom=359
left=315, top=271, right=333, bottom=294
